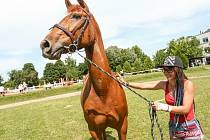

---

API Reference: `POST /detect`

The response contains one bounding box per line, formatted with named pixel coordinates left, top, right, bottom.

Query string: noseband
left=51, top=11, right=90, bottom=53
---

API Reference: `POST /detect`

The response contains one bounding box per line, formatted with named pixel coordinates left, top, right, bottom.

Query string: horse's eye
left=72, top=14, right=81, bottom=20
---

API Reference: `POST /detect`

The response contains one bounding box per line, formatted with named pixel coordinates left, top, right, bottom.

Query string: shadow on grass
left=89, top=130, right=116, bottom=140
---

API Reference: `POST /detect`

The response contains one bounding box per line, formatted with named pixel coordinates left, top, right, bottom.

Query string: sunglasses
left=163, top=67, right=174, bottom=73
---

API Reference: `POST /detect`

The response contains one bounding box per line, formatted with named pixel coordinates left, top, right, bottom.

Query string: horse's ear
left=77, top=0, right=89, bottom=12
left=65, top=0, right=72, bottom=9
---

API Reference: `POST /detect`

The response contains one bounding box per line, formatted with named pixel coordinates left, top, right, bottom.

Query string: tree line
left=106, top=45, right=153, bottom=73
left=0, top=36, right=202, bottom=89
left=153, top=36, right=202, bottom=68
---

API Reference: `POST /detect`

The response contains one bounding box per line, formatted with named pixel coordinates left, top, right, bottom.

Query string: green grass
left=0, top=84, right=82, bottom=105
left=0, top=66, right=209, bottom=139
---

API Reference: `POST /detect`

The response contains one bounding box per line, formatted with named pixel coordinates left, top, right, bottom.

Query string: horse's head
left=40, top=0, right=94, bottom=60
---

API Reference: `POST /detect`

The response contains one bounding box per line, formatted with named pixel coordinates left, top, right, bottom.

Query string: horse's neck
left=85, top=37, right=111, bottom=96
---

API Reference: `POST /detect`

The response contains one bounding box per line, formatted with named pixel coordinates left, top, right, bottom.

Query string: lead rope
left=75, top=50, right=164, bottom=140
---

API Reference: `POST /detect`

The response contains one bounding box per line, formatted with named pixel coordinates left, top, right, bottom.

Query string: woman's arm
left=170, top=80, right=195, bottom=114
left=153, top=80, right=195, bottom=114
left=116, top=73, right=165, bottom=90
left=128, top=81, right=165, bottom=90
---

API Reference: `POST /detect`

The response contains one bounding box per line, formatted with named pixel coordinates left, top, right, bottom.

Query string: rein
left=53, top=9, right=164, bottom=140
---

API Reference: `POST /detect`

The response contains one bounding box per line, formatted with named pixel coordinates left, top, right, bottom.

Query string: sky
left=0, top=0, right=210, bottom=81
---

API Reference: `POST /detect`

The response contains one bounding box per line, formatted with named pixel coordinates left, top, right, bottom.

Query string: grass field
left=0, top=66, right=209, bottom=140
left=0, top=84, right=82, bottom=105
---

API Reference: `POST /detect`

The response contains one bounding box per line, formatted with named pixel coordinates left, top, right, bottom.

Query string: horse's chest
left=83, top=98, right=120, bottom=124
left=84, top=106, right=119, bottom=127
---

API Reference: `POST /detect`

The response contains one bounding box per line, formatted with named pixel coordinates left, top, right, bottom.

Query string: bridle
left=51, top=9, right=90, bottom=53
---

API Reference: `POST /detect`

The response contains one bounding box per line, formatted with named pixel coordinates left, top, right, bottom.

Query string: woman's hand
left=152, top=101, right=172, bottom=112
left=116, top=72, right=129, bottom=86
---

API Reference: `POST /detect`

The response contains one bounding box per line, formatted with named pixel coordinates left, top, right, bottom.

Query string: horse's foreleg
left=88, top=126, right=104, bottom=140
left=118, top=116, right=128, bottom=140
left=102, top=130, right=107, bottom=140
left=89, top=130, right=100, bottom=140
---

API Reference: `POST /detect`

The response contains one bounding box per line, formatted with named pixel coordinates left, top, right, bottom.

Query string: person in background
left=121, top=56, right=204, bottom=140
left=0, top=86, right=5, bottom=96
left=18, top=84, right=24, bottom=93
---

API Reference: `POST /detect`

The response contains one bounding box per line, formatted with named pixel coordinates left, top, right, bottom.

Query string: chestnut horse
left=40, top=0, right=128, bottom=139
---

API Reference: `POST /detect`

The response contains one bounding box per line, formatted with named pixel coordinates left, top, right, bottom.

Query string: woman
left=122, top=56, right=204, bottom=140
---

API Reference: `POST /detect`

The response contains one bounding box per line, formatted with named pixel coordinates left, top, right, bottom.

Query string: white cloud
left=88, top=0, right=210, bottom=39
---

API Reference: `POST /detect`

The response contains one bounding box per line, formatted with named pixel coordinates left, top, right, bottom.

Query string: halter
left=51, top=9, right=90, bottom=53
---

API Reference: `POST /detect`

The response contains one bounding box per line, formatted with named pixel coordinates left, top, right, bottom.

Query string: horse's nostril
left=41, top=40, right=50, bottom=49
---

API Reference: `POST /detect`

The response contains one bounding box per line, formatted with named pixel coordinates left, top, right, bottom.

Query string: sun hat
left=159, top=56, right=183, bottom=68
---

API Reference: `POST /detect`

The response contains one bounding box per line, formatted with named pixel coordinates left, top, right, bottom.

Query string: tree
left=0, top=75, right=3, bottom=86
left=38, top=77, right=45, bottom=86
left=154, top=37, right=202, bottom=69
left=123, top=61, right=132, bottom=73
left=22, top=63, right=39, bottom=87
left=106, top=46, right=137, bottom=71
left=106, top=46, right=123, bottom=71
left=120, top=48, right=137, bottom=64
left=65, top=57, right=79, bottom=80
left=7, top=70, right=23, bottom=88
left=66, top=68, right=79, bottom=80
left=153, top=49, right=168, bottom=67
left=106, top=45, right=154, bottom=72
left=186, top=37, right=202, bottom=58
left=65, top=57, right=77, bottom=68
left=54, top=60, right=66, bottom=79
left=167, top=37, right=202, bottom=68
left=133, top=58, right=143, bottom=71
left=131, top=45, right=154, bottom=70
left=204, top=47, right=210, bottom=53
left=131, top=45, right=145, bottom=58
left=3, top=63, right=39, bottom=88
left=43, top=63, right=58, bottom=83
left=143, top=56, right=154, bottom=70
left=3, top=81, right=14, bottom=89
left=78, top=61, right=88, bottom=78
left=116, top=65, right=122, bottom=72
